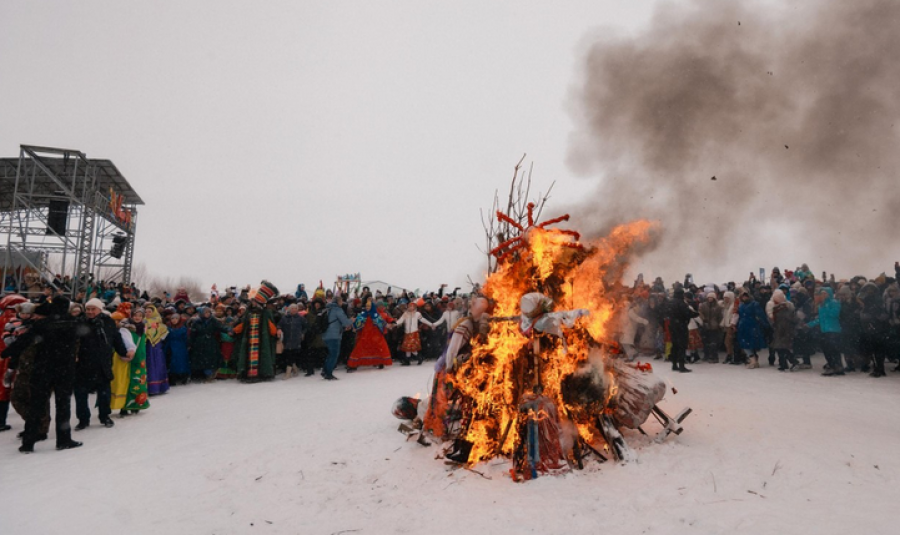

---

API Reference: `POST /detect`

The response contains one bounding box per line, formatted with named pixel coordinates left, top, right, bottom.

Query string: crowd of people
left=618, top=263, right=900, bottom=378
left=2, top=261, right=899, bottom=454
left=0, top=279, right=469, bottom=453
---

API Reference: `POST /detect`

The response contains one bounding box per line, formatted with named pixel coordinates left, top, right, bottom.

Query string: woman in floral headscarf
left=346, top=297, right=392, bottom=370
left=144, top=304, right=169, bottom=395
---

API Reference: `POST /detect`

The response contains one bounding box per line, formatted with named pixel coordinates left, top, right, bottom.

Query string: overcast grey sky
left=4, top=1, right=896, bottom=294
left=1, top=1, right=659, bottom=294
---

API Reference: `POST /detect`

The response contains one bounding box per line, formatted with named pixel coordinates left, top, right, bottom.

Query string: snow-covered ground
left=1, top=354, right=898, bottom=535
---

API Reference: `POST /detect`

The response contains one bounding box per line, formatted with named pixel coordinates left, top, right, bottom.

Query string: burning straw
left=396, top=208, right=690, bottom=481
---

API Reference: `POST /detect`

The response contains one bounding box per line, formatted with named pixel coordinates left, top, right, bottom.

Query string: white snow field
left=1, top=355, right=898, bottom=535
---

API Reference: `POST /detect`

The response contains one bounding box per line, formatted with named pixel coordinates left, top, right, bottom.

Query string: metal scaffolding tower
left=0, top=145, right=144, bottom=298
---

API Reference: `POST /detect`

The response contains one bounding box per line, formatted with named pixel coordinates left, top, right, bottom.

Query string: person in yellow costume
left=109, top=304, right=139, bottom=415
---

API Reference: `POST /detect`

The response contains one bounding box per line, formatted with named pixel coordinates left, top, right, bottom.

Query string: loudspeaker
left=110, top=234, right=128, bottom=259
left=46, top=200, right=69, bottom=235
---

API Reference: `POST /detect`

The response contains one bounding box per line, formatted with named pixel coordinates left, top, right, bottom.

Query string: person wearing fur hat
left=2, top=297, right=84, bottom=452
left=770, top=290, right=799, bottom=371
left=74, top=298, right=133, bottom=430
left=699, top=292, right=724, bottom=363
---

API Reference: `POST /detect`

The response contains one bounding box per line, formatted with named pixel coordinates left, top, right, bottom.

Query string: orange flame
left=448, top=219, right=659, bottom=464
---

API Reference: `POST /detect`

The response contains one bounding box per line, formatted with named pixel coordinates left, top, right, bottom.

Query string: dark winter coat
left=770, top=302, right=797, bottom=350
left=189, top=316, right=224, bottom=372
left=3, top=314, right=81, bottom=376
left=859, top=283, right=890, bottom=347
left=699, top=301, right=724, bottom=331
left=278, top=313, right=308, bottom=351
left=76, top=314, right=129, bottom=383
left=666, top=298, right=698, bottom=348
left=838, top=297, right=862, bottom=345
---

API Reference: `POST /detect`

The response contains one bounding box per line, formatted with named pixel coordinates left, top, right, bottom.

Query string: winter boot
left=0, top=401, right=10, bottom=431
left=284, top=366, right=293, bottom=379
left=678, top=364, right=692, bottom=373
left=746, top=355, right=760, bottom=369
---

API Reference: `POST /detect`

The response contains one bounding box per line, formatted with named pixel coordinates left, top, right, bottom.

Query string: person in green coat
left=232, top=301, right=278, bottom=382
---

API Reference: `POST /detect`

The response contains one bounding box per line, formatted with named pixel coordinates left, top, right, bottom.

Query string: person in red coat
left=346, top=298, right=392, bottom=371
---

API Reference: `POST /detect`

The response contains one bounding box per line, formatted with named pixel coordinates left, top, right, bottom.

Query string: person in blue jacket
left=808, top=287, right=843, bottom=376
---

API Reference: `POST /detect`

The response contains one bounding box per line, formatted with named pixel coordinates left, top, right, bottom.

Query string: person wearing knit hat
left=73, top=297, right=134, bottom=430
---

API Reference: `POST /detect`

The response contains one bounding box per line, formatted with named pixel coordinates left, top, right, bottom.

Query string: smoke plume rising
left=566, top=0, right=899, bottom=283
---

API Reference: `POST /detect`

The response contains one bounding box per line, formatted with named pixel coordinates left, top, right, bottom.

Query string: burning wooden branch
left=395, top=204, right=677, bottom=481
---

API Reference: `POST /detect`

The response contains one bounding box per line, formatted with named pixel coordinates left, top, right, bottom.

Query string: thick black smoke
left=566, top=0, right=899, bottom=282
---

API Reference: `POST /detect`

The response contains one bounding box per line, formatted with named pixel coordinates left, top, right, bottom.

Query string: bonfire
left=395, top=204, right=691, bottom=481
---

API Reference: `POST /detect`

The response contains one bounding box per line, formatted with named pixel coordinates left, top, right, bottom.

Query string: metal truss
left=1, top=145, right=143, bottom=298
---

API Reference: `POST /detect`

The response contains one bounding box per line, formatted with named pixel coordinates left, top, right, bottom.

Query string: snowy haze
left=0, top=1, right=655, bottom=293
left=2, top=0, right=896, bottom=294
